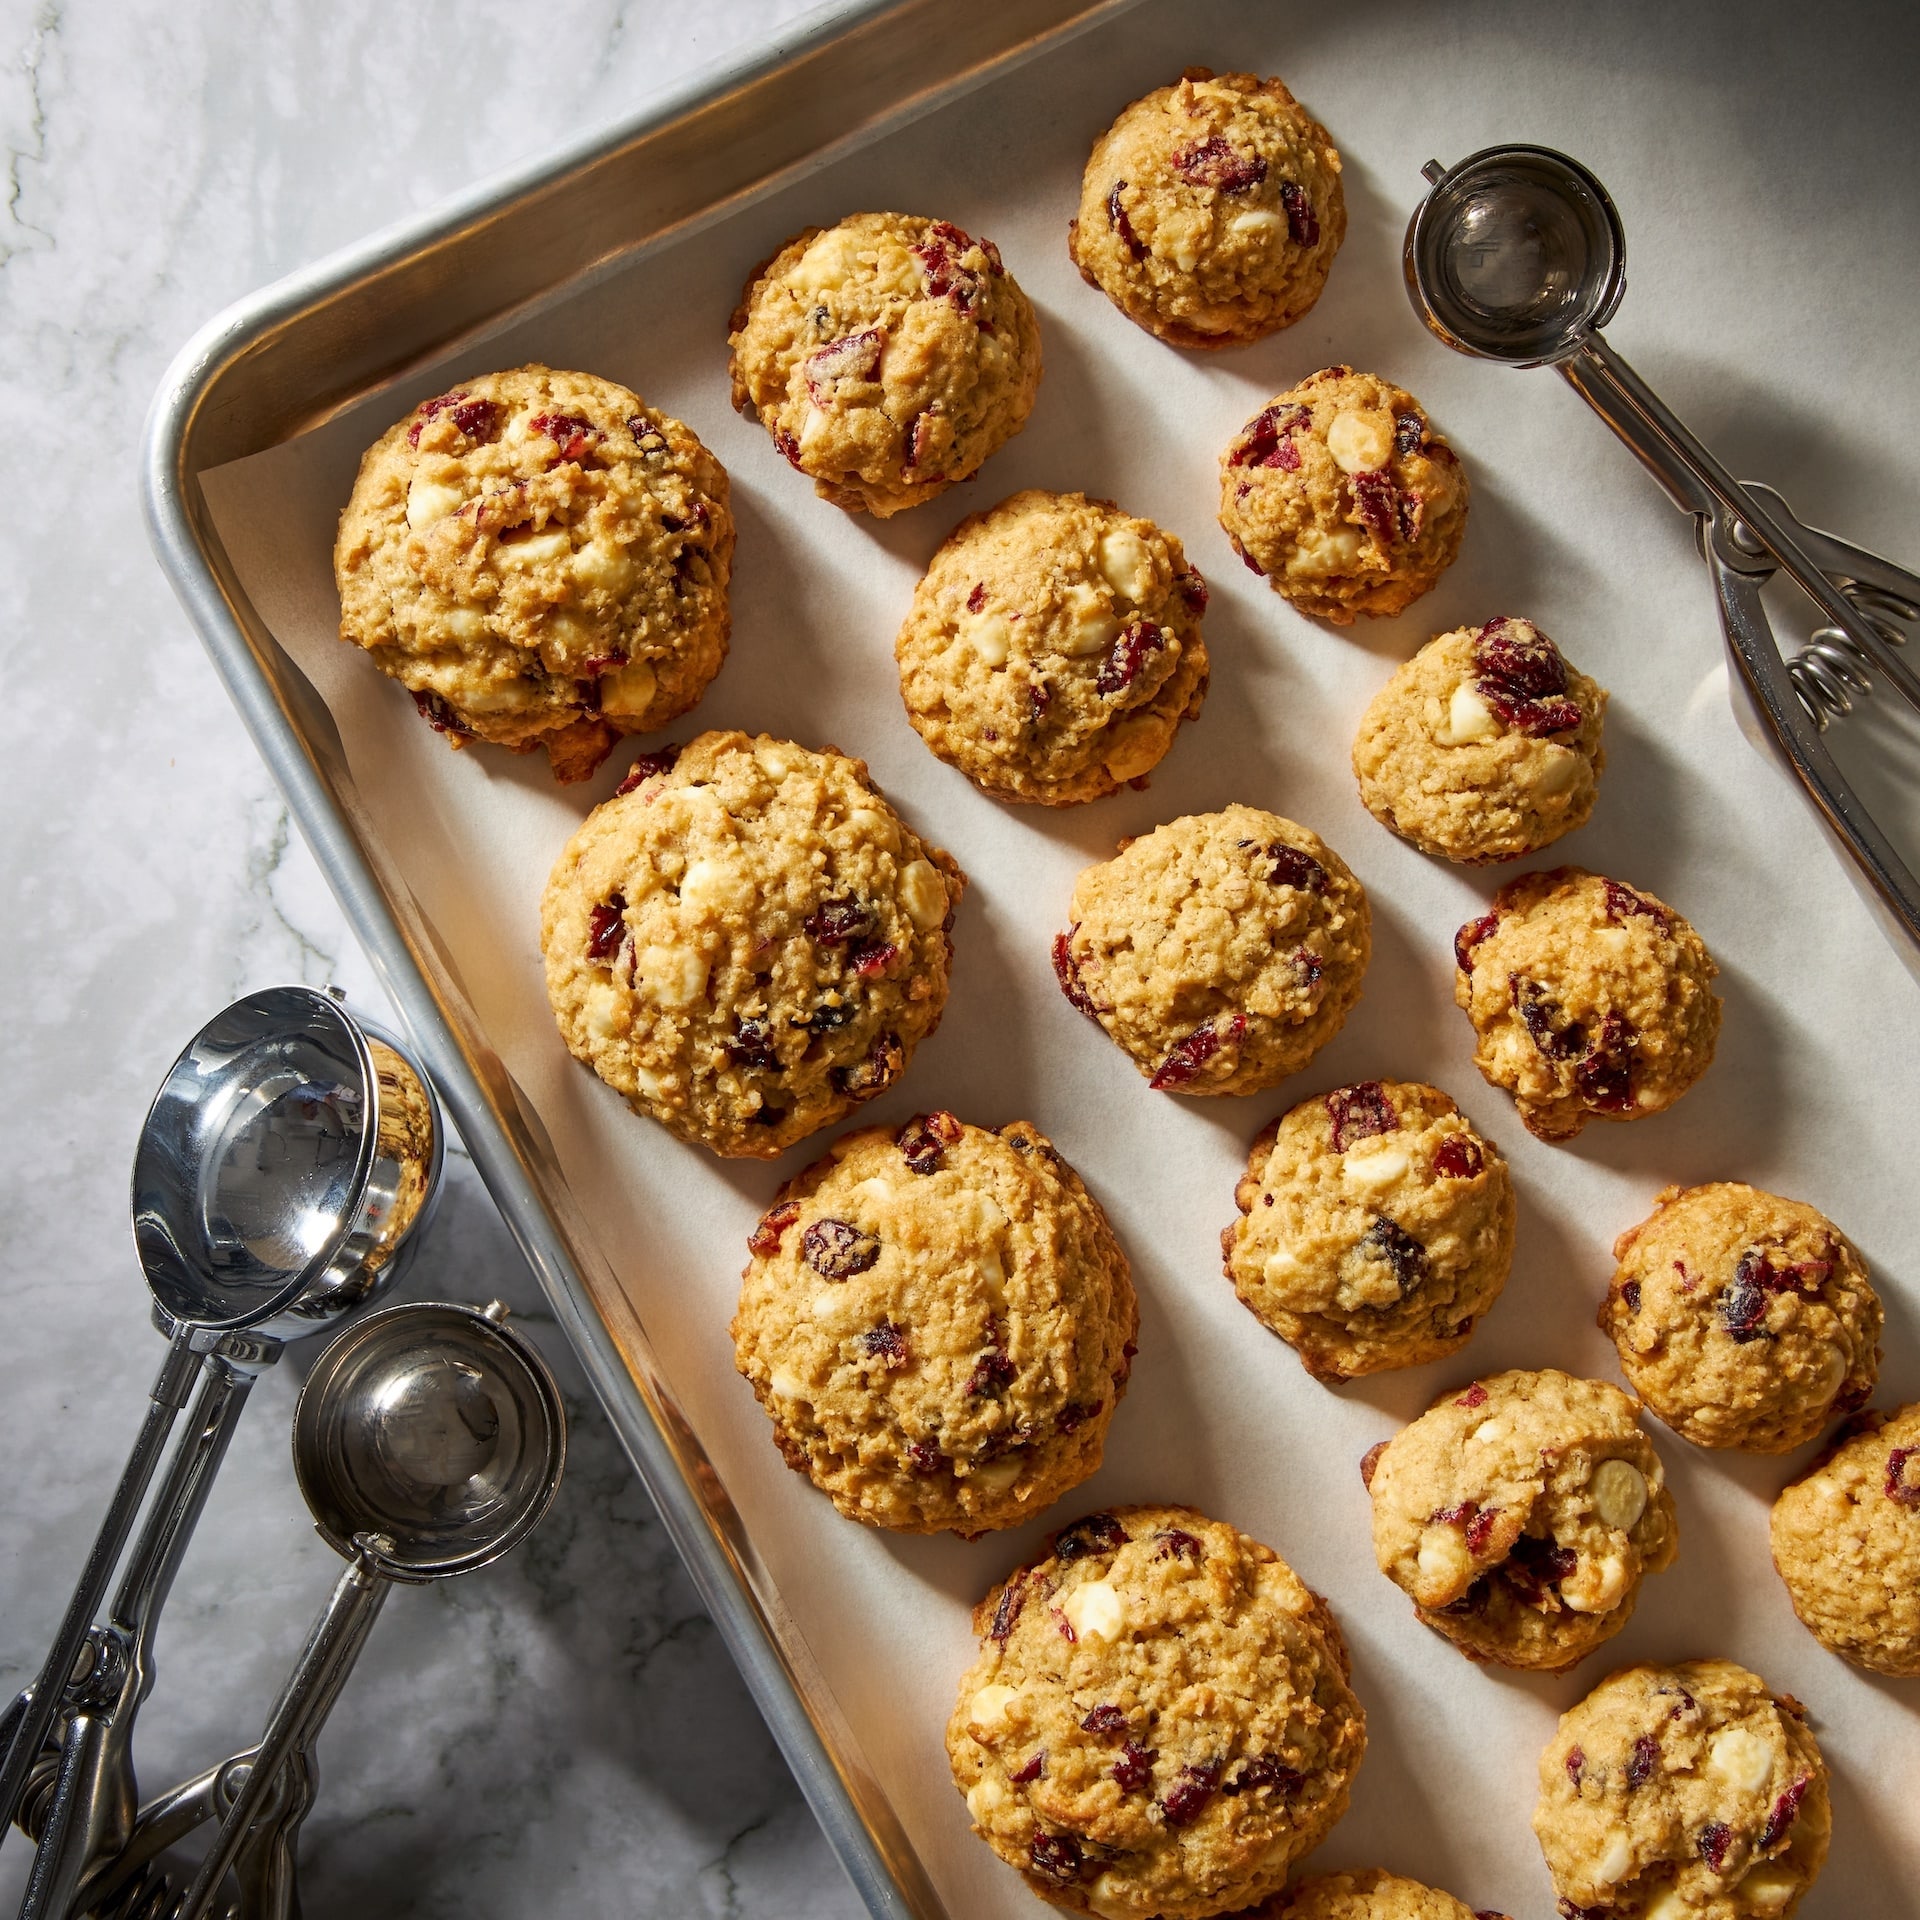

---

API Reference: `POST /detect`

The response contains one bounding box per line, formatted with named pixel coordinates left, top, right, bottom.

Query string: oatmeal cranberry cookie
left=1351, top=618, right=1608, bottom=863
left=1067, top=67, right=1345, bottom=348
left=1601, top=1183, right=1881, bottom=1453
left=1254, top=1868, right=1507, bottom=1920
left=1453, top=868, right=1721, bottom=1142
left=947, top=1505, right=1365, bottom=1918
left=1055, top=807, right=1369, bottom=1096
left=894, top=490, right=1210, bottom=804
left=540, top=732, right=962, bottom=1157
left=1534, top=1658, right=1830, bottom=1919
left=335, top=364, right=733, bottom=782
left=1770, top=1403, right=1920, bottom=1676
left=731, top=1114, right=1136, bottom=1534
left=1219, top=368, right=1467, bottom=624
left=1365, top=1368, right=1678, bottom=1673
left=1223, top=1080, right=1514, bottom=1381
left=727, top=211, right=1041, bottom=516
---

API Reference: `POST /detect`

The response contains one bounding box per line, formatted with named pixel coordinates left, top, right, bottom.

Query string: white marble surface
left=0, top=1, right=861, bottom=1912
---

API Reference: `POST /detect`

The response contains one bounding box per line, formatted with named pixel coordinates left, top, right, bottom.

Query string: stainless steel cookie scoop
left=0, top=986, right=441, bottom=1916
left=161, top=1299, right=564, bottom=1920
left=1406, top=143, right=1920, bottom=964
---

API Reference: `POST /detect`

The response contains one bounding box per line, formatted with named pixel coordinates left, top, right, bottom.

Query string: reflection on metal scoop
left=1407, top=144, right=1920, bottom=963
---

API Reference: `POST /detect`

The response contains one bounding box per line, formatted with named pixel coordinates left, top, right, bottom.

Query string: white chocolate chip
left=898, top=858, right=947, bottom=931
left=1737, top=1864, right=1800, bottom=1915
left=960, top=611, right=1011, bottom=668
left=1086, top=1880, right=1136, bottom=1920
left=768, top=1365, right=807, bottom=1400
left=1097, top=527, right=1155, bottom=605
left=809, top=1288, right=854, bottom=1328
left=799, top=404, right=830, bottom=448
left=495, top=528, right=571, bottom=568
left=634, top=944, right=708, bottom=1008
left=791, top=227, right=861, bottom=292
left=1529, top=745, right=1583, bottom=795
left=971, top=1457, right=1024, bottom=1495
left=1326, top=407, right=1394, bottom=474
left=1061, top=1579, right=1125, bottom=1642
left=1228, top=208, right=1286, bottom=239
left=582, top=982, right=627, bottom=1039
left=964, top=1777, right=1009, bottom=1823
left=405, top=474, right=465, bottom=530
left=1059, top=584, right=1119, bottom=657
left=1437, top=682, right=1500, bottom=746
left=1561, top=1551, right=1629, bottom=1614
left=1592, top=1826, right=1635, bottom=1887
left=754, top=741, right=798, bottom=781
left=571, top=538, right=638, bottom=593
left=1101, top=719, right=1164, bottom=784
left=1472, top=1419, right=1505, bottom=1444
left=1415, top=1524, right=1471, bottom=1599
left=1708, top=1726, right=1775, bottom=1794
left=967, top=1683, right=1021, bottom=1734
left=679, top=856, right=755, bottom=919
left=1342, top=1138, right=1410, bottom=1189
left=441, top=608, right=485, bottom=642
left=631, top=1064, right=664, bottom=1099
left=597, top=657, right=659, bottom=719
left=1642, top=1883, right=1689, bottom=1920
left=1262, top=1244, right=1304, bottom=1285
left=1291, top=524, right=1364, bottom=574
left=1591, top=1458, right=1650, bottom=1532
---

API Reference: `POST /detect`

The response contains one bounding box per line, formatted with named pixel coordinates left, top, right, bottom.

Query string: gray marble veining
left=0, top=0, right=860, bottom=1910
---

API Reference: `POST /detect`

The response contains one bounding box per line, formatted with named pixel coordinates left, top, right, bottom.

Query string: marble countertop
left=0, top=1, right=860, bottom=1911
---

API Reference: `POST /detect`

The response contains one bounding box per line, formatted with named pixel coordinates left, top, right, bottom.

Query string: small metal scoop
left=157, top=1300, right=564, bottom=1920
left=1406, top=145, right=1920, bottom=962
left=0, top=986, right=441, bottom=1915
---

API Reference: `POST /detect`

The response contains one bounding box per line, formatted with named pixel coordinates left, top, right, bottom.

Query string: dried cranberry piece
left=1512, top=975, right=1586, bottom=1060
left=909, top=1439, right=944, bottom=1476
left=802, top=1218, right=881, bottom=1280
left=408, top=391, right=499, bottom=447
left=1149, top=1013, right=1247, bottom=1091
left=1052, top=932, right=1099, bottom=1018
left=1095, top=620, right=1166, bottom=698
left=833, top=1031, right=903, bottom=1101
left=409, top=688, right=472, bottom=737
left=805, top=1001, right=855, bottom=1034
left=1171, top=137, right=1267, bottom=193
left=726, top=1017, right=779, bottom=1072
left=1276, top=179, right=1319, bottom=244
left=1393, top=411, right=1425, bottom=457
left=614, top=744, right=681, bottom=794
left=1327, top=1080, right=1396, bottom=1151
left=803, top=327, right=886, bottom=405
left=1454, top=912, right=1501, bottom=974
left=529, top=411, right=600, bottom=464
left=1176, top=567, right=1208, bottom=614
left=1359, top=1440, right=1388, bottom=1489
left=860, top=1322, right=910, bottom=1368
left=1055, top=1400, right=1098, bottom=1434
left=1236, top=542, right=1267, bottom=576
left=902, top=404, right=943, bottom=473
left=1111, top=1741, right=1156, bottom=1792
left=770, top=424, right=803, bottom=468
left=1762, top=1773, right=1811, bottom=1848
left=1464, top=1506, right=1502, bottom=1554
left=1565, top=1745, right=1586, bottom=1787
left=1475, top=617, right=1566, bottom=697
left=1627, top=1733, right=1659, bottom=1790
left=1622, top=1279, right=1642, bottom=1314
left=1159, top=1760, right=1221, bottom=1827
left=1027, top=680, right=1052, bottom=723
left=1028, top=1832, right=1084, bottom=1883
left=1351, top=469, right=1400, bottom=546
left=1229, top=402, right=1311, bottom=468
left=1433, top=1134, right=1483, bottom=1179
left=585, top=895, right=627, bottom=961
left=897, top=1110, right=963, bottom=1174
left=804, top=899, right=873, bottom=945
left=912, top=222, right=986, bottom=314
left=1698, top=1820, right=1736, bottom=1873
left=1574, top=1011, right=1636, bottom=1111
left=1222, top=1755, right=1303, bottom=1797
left=748, top=1200, right=802, bottom=1258
left=1363, top=1215, right=1430, bottom=1296
left=1504, top=1533, right=1579, bottom=1606
left=581, top=652, right=629, bottom=681
left=1292, top=947, right=1324, bottom=993
left=1455, top=1383, right=1490, bottom=1409
left=1152, top=1528, right=1202, bottom=1563
left=658, top=502, right=710, bottom=537
left=1602, top=880, right=1672, bottom=934
left=1106, top=180, right=1147, bottom=259
left=967, top=1349, right=1016, bottom=1397
left=966, top=582, right=988, bottom=614
left=1886, top=1446, right=1920, bottom=1507
left=849, top=940, right=898, bottom=978
left=1558, top=1903, right=1608, bottom=1920
left=1080, top=1704, right=1127, bottom=1737
left=1009, top=1749, right=1046, bottom=1784
left=1265, top=843, right=1327, bottom=893
left=1719, top=1260, right=1771, bottom=1344
left=1053, top=1512, right=1129, bottom=1561
left=987, top=1577, right=1026, bottom=1641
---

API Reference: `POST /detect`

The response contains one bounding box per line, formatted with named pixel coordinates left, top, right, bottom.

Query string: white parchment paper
left=198, top=1, right=1920, bottom=1911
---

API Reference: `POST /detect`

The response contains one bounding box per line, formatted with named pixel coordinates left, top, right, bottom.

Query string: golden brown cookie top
left=1602, top=1181, right=1881, bottom=1453
left=1453, top=867, right=1721, bottom=1141
left=947, top=1505, right=1365, bottom=1918
left=1352, top=618, right=1608, bottom=864
left=1251, top=1866, right=1503, bottom=1920
left=1056, top=805, right=1371, bottom=1097
left=894, top=489, right=1210, bottom=805
left=1533, top=1659, right=1830, bottom=1918
left=1068, top=67, right=1346, bottom=347
left=730, top=1114, right=1136, bottom=1534
left=727, top=211, right=1041, bottom=517
left=539, top=731, right=962, bottom=1157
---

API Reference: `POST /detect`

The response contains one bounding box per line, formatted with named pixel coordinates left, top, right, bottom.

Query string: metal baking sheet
left=148, top=2, right=1920, bottom=1915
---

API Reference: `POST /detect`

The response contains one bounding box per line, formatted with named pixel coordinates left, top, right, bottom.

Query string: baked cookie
left=894, top=490, right=1210, bottom=805
left=730, top=1114, right=1136, bottom=1533
left=1453, top=868, right=1721, bottom=1142
left=947, top=1505, right=1365, bottom=1918
left=1067, top=68, right=1345, bottom=348
left=1365, top=1368, right=1678, bottom=1673
left=1770, top=1403, right=1920, bottom=1676
left=1218, top=368, right=1468, bottom=624
left=1222, top=1080, right=1515, bottom=1381
left=1351, top=618, right=1608, bottom=864
left=1601, top=1182, right=1881, bottom=1453
left=1534, top=1658, right=1830, bottom=1919
left=335, top=364, right=734, bottom=782
left=1253, top=1867, right=1507, bottom=1920
left=1054, top=807, right=1370, bottom=1096
left=540, top=732, right=963, bottom=1157
left=727, top=211, right=1041, bottom=517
